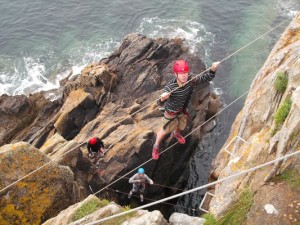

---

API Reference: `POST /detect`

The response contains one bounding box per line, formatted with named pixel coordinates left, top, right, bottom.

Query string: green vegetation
left=71, top=198, right=109, bottom=222
left=274, top=71, right=288, bottom=92
left=272, top=98, right=292, bottom=134
left=71, top=201, right=136, bottom=225
left=203, top=213, right=218, bottom=225
left=274, top=98, right=292, bottom=126
left=272, top=169, right=300, bottom=188
left=203, top=189, right=254, bottom=225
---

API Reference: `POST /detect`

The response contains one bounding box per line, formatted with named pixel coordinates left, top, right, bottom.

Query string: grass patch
left=274, top=71, right=288, bottom=92
left=101, top=205, right=136, bottom=225
left=71, top=198, right=109, bottom=222
left=202, top=189, right=253, bottom=225
left=203, top=213, right=218, bottom=225
left=272, top=169, right=300, bottom=188
left=273, top=98, right=292, bottom=131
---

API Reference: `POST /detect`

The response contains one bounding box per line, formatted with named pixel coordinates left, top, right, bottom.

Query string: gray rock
left=169, top=212, right=205, bottom=225
left=121, top=210, right=168, bottom=225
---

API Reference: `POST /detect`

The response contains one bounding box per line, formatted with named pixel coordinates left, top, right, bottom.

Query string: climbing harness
left=0, top=18, right=291, bottom=203
left=85, top=150, right=300, bottom=225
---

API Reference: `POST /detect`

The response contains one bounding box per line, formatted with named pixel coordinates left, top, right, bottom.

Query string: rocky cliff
left=0, top=33, right=220, bottom=224
left=208, top=13, right=300, bottom=225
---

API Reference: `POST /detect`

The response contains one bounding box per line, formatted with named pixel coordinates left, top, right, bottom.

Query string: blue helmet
left=138, top=168, right=145, bottom=174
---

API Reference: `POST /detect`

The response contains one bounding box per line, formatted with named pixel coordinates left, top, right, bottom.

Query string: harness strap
left=162, top=110, right=190, bottom=130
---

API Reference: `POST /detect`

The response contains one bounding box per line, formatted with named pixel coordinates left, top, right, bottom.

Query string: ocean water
left=0, top=0, right=298, bottom=97
left=0, top=0, right=298, bottom=216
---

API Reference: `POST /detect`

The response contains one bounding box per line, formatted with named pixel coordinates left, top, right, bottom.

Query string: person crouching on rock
left=87, top=137, right=106, bottom=159
left=152, top=59, right=220, bottom=160
left=128, top=168, right=153, bottom=203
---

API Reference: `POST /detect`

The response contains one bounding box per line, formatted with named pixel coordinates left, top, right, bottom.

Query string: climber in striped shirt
left=152, top=59, right=220, bottom=160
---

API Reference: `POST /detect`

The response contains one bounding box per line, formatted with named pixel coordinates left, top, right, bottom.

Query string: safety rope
left=183, top=17, right=291, bottom=89
left=115, top=175, right=185, bottom=191
left=0, top=142, right=85, bottom=193
left=0, top=17, right=290, bottom=196
left=91, top=17, right=291, bottom=195
left=85, top=150, right=300, bottom=224
left=94, top=89, right=248, bottom=196
left=106, top=188, right=197, bottom=211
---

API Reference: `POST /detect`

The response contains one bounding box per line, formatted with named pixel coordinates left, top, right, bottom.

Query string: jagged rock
left=40, top=133, right=96, bottom=198
left=62, top=63, right=117, bottom=100
left=42, top=195, right=122, bottom=225
left=54, top=89, right=98, bottom=140
left=1, top=32, right=221, bottom=222
left=209, top=13, right=300, bottom=220
left=169, top=212, right=205, bottom=225
left=0, top=142, right=78, bottom=224
left=0, top=93, right=59, bottom=146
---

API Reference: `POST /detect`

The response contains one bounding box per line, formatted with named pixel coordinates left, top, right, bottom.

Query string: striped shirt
left=163, top=70, right=216, bottom=113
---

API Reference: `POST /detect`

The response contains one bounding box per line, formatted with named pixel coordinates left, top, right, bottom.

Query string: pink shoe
left=152, top=145, right=160, bottom=160
left=172, top=131, right=186, bottom=144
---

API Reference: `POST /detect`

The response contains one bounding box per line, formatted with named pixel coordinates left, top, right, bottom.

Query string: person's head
left=89, top=137, right=97, bottom=145
left=138, top=167, right=145, bottom=177
left=173, top=59, right=189, bottom=84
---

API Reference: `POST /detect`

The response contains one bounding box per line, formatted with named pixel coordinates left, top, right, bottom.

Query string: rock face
left=247, top=183, right=300, bottom=225
left=169, top=212, right=205, bottom=225
left=43, top=195, right=122, bottom=225
left=208, top=13, right=300, bottom=224
left=43, top=195, right=202, bottom=225
left=0, top=142, right=78, bottom=225
left=0, top=33, right=220, bottom=223
left=0, top=93, right=60, bottom=147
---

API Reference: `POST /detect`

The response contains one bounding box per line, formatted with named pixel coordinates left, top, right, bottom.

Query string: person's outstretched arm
left=195, top=61, right=220, bottom=85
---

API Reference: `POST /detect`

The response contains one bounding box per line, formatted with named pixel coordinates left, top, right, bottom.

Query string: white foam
left=0, top=37, right=121, bottom=96
left=137, top=17, right=215, bottom=63
left=15, top=57, right=58, bottom=95
left=276, top=0, right=299, bottom=18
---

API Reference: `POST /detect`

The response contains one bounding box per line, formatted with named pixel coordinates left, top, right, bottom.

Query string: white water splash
left=137, top=17, right=215, bottom=64
left=16, top=57, right=57, bottom=95
left=276, top=0, right=299, bottom=18
left=0, top=38, right=121, bottom=96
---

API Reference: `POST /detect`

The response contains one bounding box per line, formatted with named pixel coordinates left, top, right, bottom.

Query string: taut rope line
left=86, top=150, right=300, bottom=224
left=0, top=17, right=290, bottom=196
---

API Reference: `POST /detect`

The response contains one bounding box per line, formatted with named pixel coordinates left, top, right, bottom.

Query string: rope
left=94, top=89, right=248, bottom=196
left=183, top=17, right=291, bottom=88
left=85, top=150, right=300, bottom=224
left=106, top=188, right=197, bottom=211
left=0, top=142, right=85, bottom=193
left=0, top=17, right=290, bottom=196
left=115, top=175, right=185, bottom=191
left=92, top=17, right=291, bottom=195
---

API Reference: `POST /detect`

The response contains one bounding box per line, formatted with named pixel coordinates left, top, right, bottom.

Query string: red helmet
left=89, top=137, right=97, bottom=145
left=173, top=60, right=189, bottom=73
